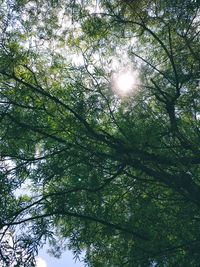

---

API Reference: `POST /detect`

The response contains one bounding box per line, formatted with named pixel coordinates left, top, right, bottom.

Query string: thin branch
left=8, top=211, right=150, bottom=241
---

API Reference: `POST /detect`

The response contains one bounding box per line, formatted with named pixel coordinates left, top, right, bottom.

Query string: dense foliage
left=0, top=0, right=200, bottom=266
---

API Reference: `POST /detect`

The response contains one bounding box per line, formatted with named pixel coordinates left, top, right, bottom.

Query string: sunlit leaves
left=0, top=1, right=200, bottom=267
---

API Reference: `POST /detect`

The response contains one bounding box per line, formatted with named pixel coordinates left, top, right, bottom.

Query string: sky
left=36, top=246, right=85, bottom=267
left=14, top=176, right=85, bottom=267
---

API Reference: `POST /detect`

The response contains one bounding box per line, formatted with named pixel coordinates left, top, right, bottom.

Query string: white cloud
left=36, top=257, right=47, bottom=267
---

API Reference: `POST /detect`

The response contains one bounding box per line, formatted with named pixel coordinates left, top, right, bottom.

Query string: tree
left=0, top=0, right=200, bottom=266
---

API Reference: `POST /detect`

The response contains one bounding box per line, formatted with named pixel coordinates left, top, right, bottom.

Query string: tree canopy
left=0, top=0, right=200, bottom=266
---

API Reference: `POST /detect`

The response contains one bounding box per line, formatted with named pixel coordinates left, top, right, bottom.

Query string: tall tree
left=0, top=0, right=200, bottom=266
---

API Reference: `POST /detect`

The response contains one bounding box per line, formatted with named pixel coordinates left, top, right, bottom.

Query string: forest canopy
left=0, top=0, right=200, bottom=266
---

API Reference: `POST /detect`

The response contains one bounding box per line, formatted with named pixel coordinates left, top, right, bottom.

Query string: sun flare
left=112, top=70, right=139, bottom=96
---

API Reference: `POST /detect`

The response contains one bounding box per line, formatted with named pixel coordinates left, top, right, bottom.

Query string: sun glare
left=112, top=70, right=139, bottom=96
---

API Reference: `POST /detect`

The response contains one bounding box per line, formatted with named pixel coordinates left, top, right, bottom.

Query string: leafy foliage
left=0, top=0, right=200, bottom=266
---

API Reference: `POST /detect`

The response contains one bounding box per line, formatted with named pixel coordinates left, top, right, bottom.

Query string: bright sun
left=112, top=70, right=139, bottom=96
